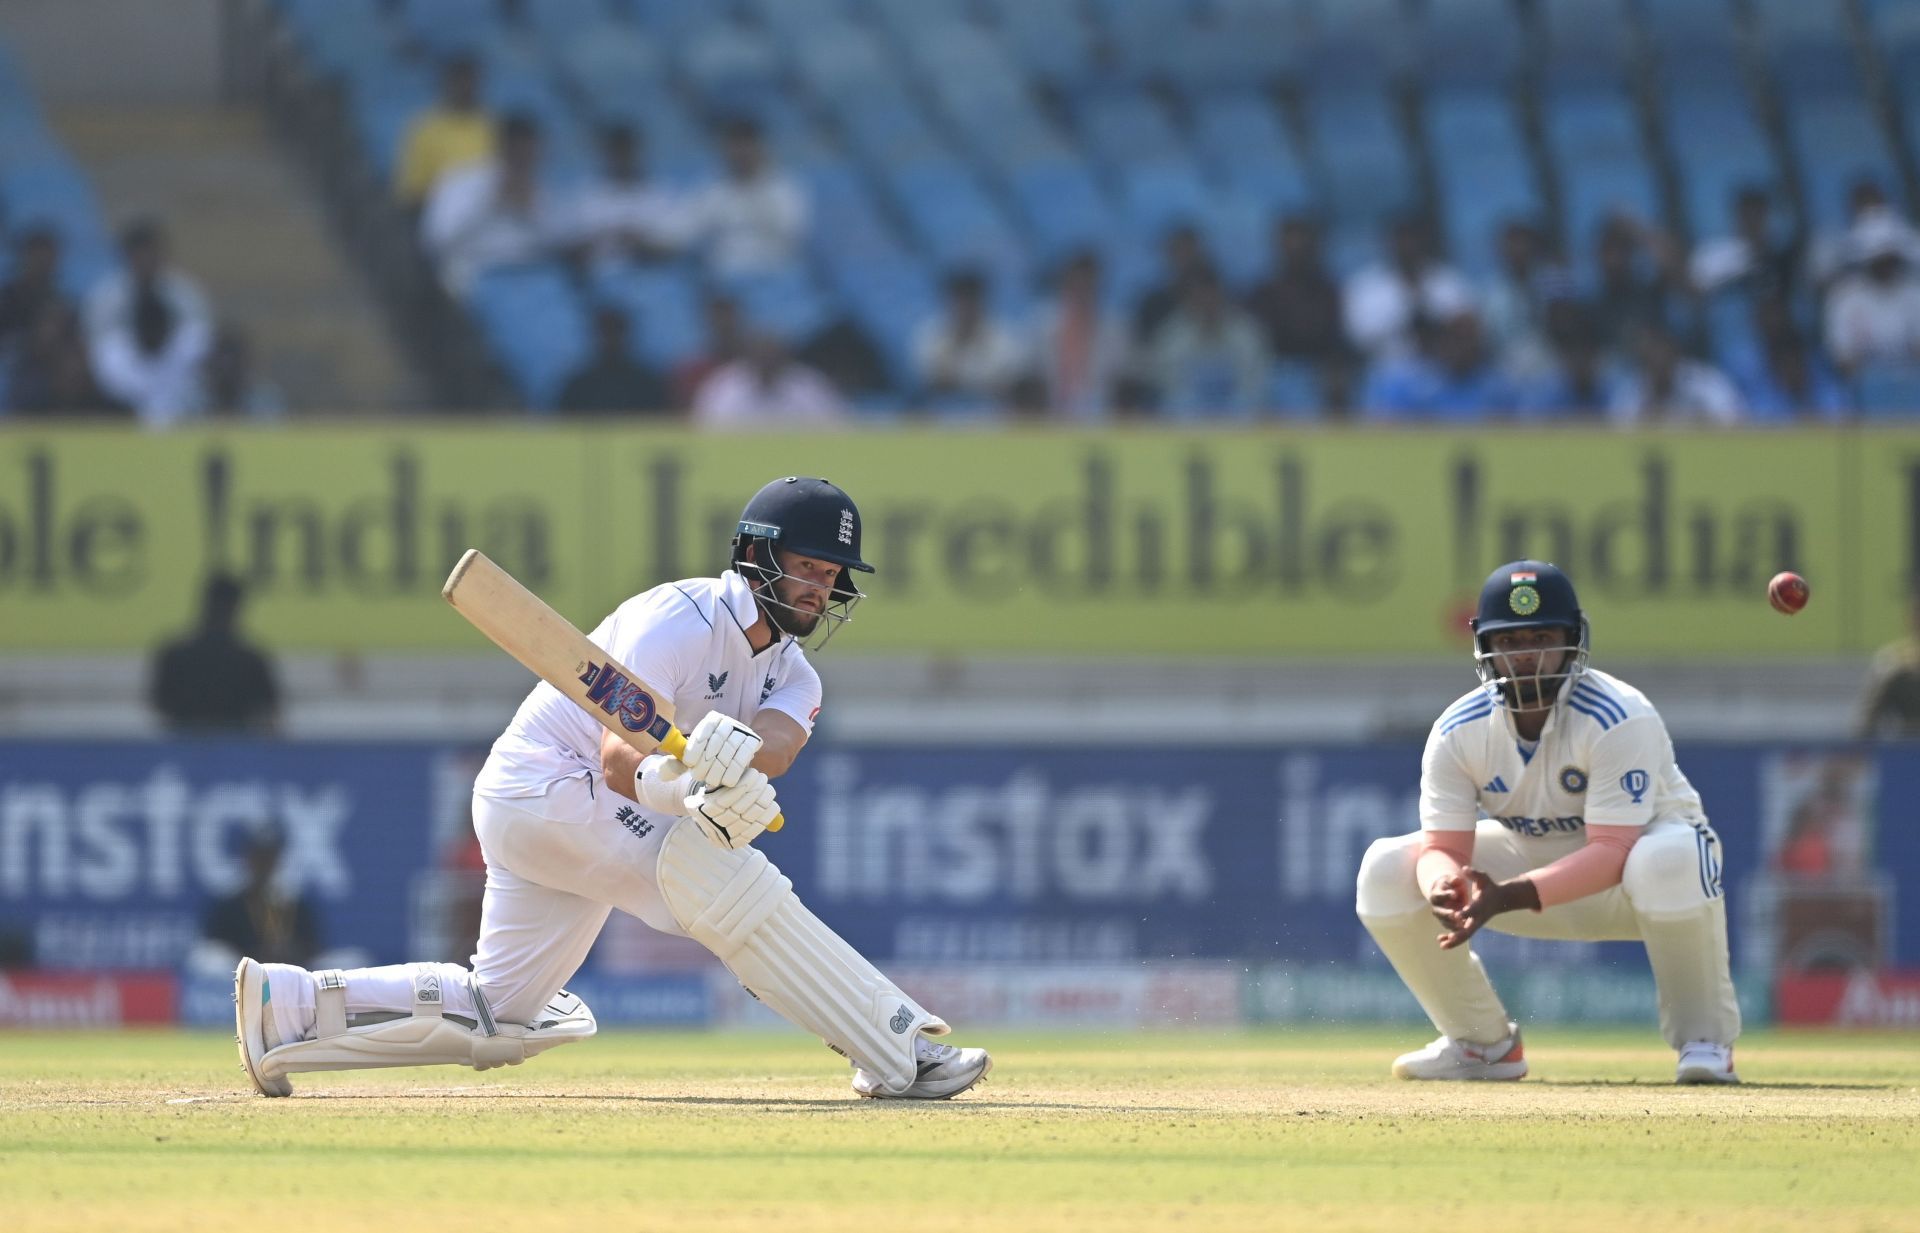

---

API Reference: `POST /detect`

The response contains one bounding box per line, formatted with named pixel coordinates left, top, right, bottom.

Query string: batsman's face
left=768, top=548, right=841, bottom=634
left=1487, top=627, right=1573, bottom=710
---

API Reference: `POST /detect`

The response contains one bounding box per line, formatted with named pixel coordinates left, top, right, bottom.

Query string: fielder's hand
left=686, top=769, right=780, bottom=849
left=1436, top=868, right=1540, bottom=950
left=680, top=712, right=763, bottom=789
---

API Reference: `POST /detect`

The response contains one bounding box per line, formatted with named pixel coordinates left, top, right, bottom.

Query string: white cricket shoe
left=852, top=1037, right=993, bottom=1099
left=1675, top=1041, right=1740, bottom=1085
left=1391, top=1023, right=1528, bottom=1081
left=233, top=957, right=293, bottom=1097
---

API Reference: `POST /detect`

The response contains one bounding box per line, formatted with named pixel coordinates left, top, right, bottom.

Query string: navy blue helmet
left=730, top=477, right=873, bottom=647
left=1469, top=560, right=1590, bottom=709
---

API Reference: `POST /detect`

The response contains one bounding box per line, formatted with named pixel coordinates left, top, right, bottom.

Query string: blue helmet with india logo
left=730, top=476, right=874, bottom=649
left=1468, top=560, right=1590, bottom=709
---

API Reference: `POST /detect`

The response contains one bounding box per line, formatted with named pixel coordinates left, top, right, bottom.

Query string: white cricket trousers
left=1355, top=816, right=1741, bottom=1050
left=268, top=773, right=690, bottom=1036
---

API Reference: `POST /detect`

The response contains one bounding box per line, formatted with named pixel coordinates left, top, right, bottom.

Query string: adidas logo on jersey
left=1484, top=777, right=1510, bottom=793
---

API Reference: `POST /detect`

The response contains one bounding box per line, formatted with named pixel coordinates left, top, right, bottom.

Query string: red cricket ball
left=1768, top=571, right=1809, bottom=615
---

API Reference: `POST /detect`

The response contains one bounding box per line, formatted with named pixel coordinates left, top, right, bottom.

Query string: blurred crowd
left=387, top=46, right=1920, bottom=425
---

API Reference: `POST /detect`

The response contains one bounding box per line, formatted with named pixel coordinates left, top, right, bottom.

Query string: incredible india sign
left=1, top=427, right=1912, bottom=655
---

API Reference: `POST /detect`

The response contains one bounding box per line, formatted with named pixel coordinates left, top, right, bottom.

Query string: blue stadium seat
left=981, top=0, right=1098, bottom=93
left=1119, top=161, right=1211, bottom=239
left=1426, top=91, right=1542, bottom=273
left=1298, top=0, right=1410, bottom=92
left=1749, top=0, right=1861, bottom=100
left=790, top=23, right=895, bottom=97
left=1303, top=88, right=1417, bottom=225
left=829, top=251, right=941, bottom=385
left=804, top=161, right=906, bottom=266
left=715, top=265, right=833, bottom=344
left=1658, top=88, right=1777, bottom=238
left=1191, top=92, right=1314, bottom=213
left=468, top=265, right=591, bottom=410
left=552, top=27, right=668, bottom=106
left=737, top=0, right=853, bottom=39
left=1198, top=193, right=1270, bottom=290
left=1418, top=0, right=1524, bottom=90
left=277, top=0, right=392, bottom=80
left=515, top=0, right=616, bottom=49
left=1006, top=158, right=1118, bottom=268
left=1073, top=92, right=1188, bottom=171
left=882, top=162, right=1028, bottom=284
left=1788, top=93, right=1906, bottom=229
left=1856, top=363, right=1920, bottom=419
left=679, top=23, right=784, bottom=113
left=1268, top=360, right=1325, bottom=418
left=613, top=0, right=734, bottom=42
left=1544, top=86, right=1660, bottom=248
left=347, top=78, right=436, bottom=177
left=394, top=0, right=502, bottom=58
left=826, top=83, right=953, bottom=172
left=1639, top=0, right=1746, bottom=96
left=586, top=263, right=706, bottom=371
left=1870, top=2, right=1920, bottom=90
left=1537, top=0, right=1635, bottom=91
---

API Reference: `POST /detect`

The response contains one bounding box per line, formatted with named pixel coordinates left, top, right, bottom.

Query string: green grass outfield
left=3, top=1027, right=1917, bottom=1233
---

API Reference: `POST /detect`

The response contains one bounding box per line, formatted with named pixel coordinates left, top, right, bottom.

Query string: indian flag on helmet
left=1510, top=570, right=1538, bottom=584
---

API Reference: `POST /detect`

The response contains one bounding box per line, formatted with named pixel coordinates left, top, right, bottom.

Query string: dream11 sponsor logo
left=810, top=755, right=1215, bottom=904
left=0, top=766, right=352, bottom=901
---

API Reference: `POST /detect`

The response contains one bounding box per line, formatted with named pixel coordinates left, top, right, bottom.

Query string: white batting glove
left=685, top=769, right=780, bottom=850
left=680, top=712, right=763, bottom=789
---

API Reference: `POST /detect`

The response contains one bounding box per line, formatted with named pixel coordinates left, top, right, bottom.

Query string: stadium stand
left=232, top=0, right=1920, bottom=420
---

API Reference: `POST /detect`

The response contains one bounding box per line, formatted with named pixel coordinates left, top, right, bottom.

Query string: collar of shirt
left=717, top=568, right=786, bottom=658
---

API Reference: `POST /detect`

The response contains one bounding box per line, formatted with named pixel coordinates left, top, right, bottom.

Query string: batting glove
left=680, top=712, right=763, bottom=789
left=686, top=769, right=780, bottom=850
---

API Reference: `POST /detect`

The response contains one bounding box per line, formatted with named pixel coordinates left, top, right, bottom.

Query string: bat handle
left=656, top=724, right=785, bottom=833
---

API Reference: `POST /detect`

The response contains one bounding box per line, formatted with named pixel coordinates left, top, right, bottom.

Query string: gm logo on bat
left=579, top=660, right=660, bottom=735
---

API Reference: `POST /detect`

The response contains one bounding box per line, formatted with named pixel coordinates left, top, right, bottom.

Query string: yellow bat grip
left=656, top=726, right=785, bottom=833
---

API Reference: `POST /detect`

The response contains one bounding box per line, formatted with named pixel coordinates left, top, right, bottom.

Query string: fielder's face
left=1486, top=626, right=1573, bottom=711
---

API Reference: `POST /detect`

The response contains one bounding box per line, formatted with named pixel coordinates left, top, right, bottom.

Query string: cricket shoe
left=1391, top=1023, right=1528, bottom=1081
left=852, top=1037, right=993, bottom=1099
left=233, top=957, right=293, bottom=1097
left=1675, top=1041, right=1739, bottom=1085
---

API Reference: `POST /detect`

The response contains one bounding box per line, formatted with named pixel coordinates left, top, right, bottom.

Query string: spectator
left=202, top=324, right=287, bottom=419
left=422, top=111, right=563, bottom=295
left=1520, top=299, right=1620, bottom=419
left=1132, top=223, right=1211, bottom=344
left=1589, top=213, right=1686, bottom=356
left=1858, top=585, right=1920, bottom=738
left=672, top=291, right=748, bottom=405
left=1608, top=325, right=1745, bottom=424
left=395, top=53, right=494, bottom=209
left=557, top=305, right=673, bottom=416
left=692, top=332, right=847, bottom=428
left=8, top=304, right=131, bottom=419
left=912, top=269, right=1029, bottom=409
left=0, top=226, right=72, bottom=366
left=562, top=123, right=688, bottom=274
left=148, top=573, right=281, bottom=734
left=1343, top=215, right=1476, bottom=360
left=1823, top=215, right=1920, bottom=372
left=1246, top=214, right=1351, bottom=374
left=1735, top=298, right=1851, bottom=421
left=680, top=116, right=809, bottom=277
left=1360, top=307, right=1518, bottom=421
left=200, top=825, right=322, bottom=968
left=1147, top=266, right=1270, bottom=417
left=1481, top=218, right=1568, bottom=379
left=1810, top=177, right=1920, bottom=290
left=84, top=220, right=213, bottom=426
left=1034, top=249, right=1132, bottom=421
left=1689, top=184, right=1802, bottom=304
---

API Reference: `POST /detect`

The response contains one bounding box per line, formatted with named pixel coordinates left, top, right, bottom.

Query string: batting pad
left=258, top=966, right=596, bottom=1083
left=657, top=823, right=946, bottom=1095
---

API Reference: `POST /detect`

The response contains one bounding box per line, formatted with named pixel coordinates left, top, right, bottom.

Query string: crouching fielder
left=1356, top=560, right=1739, bottom=1085
left=234, top=476, right=990, bottom=1100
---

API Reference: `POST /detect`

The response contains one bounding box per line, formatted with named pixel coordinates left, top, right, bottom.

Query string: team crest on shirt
left=1559, top=766, right=1588, bottom=794
left=761, top=674, right=776, bottom=702
left=705, top=671, right=729, bottom=698
left=1509, top=585, right=1541, bottom=615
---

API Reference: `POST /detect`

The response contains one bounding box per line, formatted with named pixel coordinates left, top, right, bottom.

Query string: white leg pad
left=258, top=967, right=596, bottom=1084
left=657, top=823, right=946, bottom=1096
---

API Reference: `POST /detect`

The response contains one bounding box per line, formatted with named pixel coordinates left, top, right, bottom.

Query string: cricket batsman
left=1356, top=560, right=1740, bottom=1084
left=234, top=476, right=992, bottom=1099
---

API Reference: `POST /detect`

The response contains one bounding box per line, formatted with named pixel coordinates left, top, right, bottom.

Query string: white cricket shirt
left=1419, top=668, right=1705, bottom=859
left=474, top=570, right=822, bottom=802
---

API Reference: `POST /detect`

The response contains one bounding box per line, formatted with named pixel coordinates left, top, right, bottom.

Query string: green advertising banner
left=2, top=426, right=1915, bottom=655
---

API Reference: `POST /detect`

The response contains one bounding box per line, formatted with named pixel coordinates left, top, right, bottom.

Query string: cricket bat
left=441, top=549, right=783, bottom=832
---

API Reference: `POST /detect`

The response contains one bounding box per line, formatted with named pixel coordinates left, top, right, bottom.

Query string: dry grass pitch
left=3, top=1026, right=1916, bottom=1233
